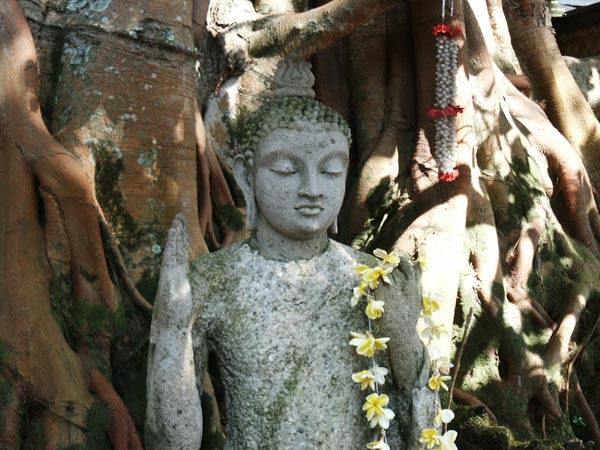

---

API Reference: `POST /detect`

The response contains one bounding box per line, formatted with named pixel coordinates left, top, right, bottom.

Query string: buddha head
left=233, top=95, right=352, bottom=241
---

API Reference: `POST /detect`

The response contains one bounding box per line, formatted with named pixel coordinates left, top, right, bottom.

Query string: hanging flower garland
left=349, top=249, right=400, bottom=450
left=428, top=0, right=463, bottom=183
left=350, top=250, right=459, bottom=449
left=418, top=295, right=458, bottom=450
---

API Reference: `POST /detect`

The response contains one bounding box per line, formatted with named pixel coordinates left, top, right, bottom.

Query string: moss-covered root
left=454, top=407, right=591, bottom=450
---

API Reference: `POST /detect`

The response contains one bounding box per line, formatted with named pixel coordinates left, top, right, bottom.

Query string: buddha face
left=247, top=125, right=349, bottom=240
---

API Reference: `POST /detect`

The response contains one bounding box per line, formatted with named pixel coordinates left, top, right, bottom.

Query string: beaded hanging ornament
left=427, top=0, right=463, bottom=182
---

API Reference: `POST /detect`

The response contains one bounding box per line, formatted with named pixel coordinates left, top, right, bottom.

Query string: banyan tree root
left=340, top=3, right=413, bottom=238
left=0, top=0, right=143, bottom=445
left=99, top=214, right=153, bottom=315
left=195, top=100, right=238, bottom=248
left=571, top=372, right=600, bottom=446
left=504, top=216, right=556, bottom=329
left=0, top=131, right=93, bottom=448
left=90, top=369, right=144, bottom=450
left=380, top=0, right=600, bottom=441
left=503, top=76, right=600, bottom=255
left=503, top=0, right=600, bottom=188
left=452, top=387, right=498, bottom=424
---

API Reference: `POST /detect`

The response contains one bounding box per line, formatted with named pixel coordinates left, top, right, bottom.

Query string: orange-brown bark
left=312, top=0, right=351, bottom=122
left=90, top=369, right=143, bottom=450
left=0, top=0, right=143, bottom=446
left=245, top=0, right=406, bottom=58
left=503, top=0, right=600, bottom=187
left=340, top=3, right=416, bottom=238
left=49, top=29, right=205, bottom=267
left=195, top=100, right=238, bottom=249
left=0, top=107, right=92, bottom=448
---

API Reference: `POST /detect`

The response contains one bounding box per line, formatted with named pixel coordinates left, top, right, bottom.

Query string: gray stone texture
left=147, top=115, right=433, bottom=449
left=189, top=239, right=426, bottom=449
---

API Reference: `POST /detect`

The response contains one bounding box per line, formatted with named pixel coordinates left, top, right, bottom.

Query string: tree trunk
left=2, top=0, right=600, bottom=448
left=503, top=0, right=600, bottom=186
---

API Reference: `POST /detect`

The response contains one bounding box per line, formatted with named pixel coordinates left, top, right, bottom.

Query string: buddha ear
left=328, top=218, right=338, bottom=235
left=233, top=154, right=257, bottom=230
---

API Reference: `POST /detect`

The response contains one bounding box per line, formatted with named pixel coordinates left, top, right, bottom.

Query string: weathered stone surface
left=147, top=103, right=432, bottom=449
left=189, top=239, right=420, bottom=449
left=146, top=216, right=202, bottom=450
left=147, top=222, right=431, bottom=449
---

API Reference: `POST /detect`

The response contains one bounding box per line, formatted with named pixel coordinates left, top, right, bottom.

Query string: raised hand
left=146, top=214, right=203, bottom=449
left=152, top=214, right=195, bottom=331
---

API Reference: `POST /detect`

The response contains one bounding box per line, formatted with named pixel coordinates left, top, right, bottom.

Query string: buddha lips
left=430, top=23, right=462, bottom=182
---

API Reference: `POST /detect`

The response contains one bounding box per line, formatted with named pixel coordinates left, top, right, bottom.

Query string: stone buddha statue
left=146, top=60, right=433, bottom=450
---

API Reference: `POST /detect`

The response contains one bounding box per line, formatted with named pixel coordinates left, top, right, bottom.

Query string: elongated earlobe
left=233, top=154, right=257, bottom=230
left=246, top=197, right=257, bottom=231
left=328, top=218, right=338, bottom=235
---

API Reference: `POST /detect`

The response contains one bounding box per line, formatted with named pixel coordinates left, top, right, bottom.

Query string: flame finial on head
left=272, top=57, right=316, bottom=98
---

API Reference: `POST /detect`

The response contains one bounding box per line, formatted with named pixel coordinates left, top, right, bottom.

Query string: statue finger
left=154, top=215, right=193, bottom=317
left=162, top=214, right=189, bottom=271
left=153, top=265, right=194, bottom=326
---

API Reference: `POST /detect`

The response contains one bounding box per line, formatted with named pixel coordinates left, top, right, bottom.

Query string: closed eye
left=269, top=161, right=296, bottom=175
left=320, top=159, right=346, bottom=176
left=270, top=167, right=296, bottom=175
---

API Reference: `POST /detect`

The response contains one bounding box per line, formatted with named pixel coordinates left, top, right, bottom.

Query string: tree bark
left=503, top=0, right=600, bottom=187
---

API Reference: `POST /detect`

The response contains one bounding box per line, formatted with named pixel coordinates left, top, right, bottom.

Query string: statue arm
left=379, top=258, right=436, bottom=449
left=146, top=216, right=203, bottom=450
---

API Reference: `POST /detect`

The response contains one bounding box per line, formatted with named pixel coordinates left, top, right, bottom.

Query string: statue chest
left=189, top=243, right=406, bottom=449
left=214, top=285, right=363, bottom=375
left=203, top=260, right=401, bottom=450
left=210, top=257, right=366, bottom=376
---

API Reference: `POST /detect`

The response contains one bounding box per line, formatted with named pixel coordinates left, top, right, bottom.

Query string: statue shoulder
left=188, top=241, right=248, bottom=295
left=328, top=240, right=379, bottom=267
left=329, top=241, right=419, bottom=284
left=190, top=241, right=246, bottom=270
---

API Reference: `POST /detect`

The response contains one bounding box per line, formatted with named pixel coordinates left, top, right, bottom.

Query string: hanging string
left=441, top=0, right=446, bottom=19
left=450, top=0, right=454, bottom=17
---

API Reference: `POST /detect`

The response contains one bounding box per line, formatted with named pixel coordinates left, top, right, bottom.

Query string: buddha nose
left=298, top=168, right=322, bottom=198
